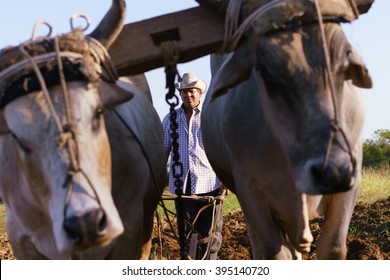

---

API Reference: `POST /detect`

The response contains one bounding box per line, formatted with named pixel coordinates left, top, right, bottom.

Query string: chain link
left=162, top=41, right=187, bottom=259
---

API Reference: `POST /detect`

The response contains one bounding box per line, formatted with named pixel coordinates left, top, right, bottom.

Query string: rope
left=17, top=30, right=114, bottom=236
left=222, top=0, right=360, bottom=53
left=86, top=36, right=118, bottom=83
left=346, top=0, right=360, bottom=19
left=222, top=0, right=293, bottom=52
left=187, top=201, right=216, bottom=260
left=156, top=192, right=226, bottom=260
left=55, top=36, right=80, bottom=172
left=313, top=0, right=354, bottom=172
left=18, top=43, right=64, bottom=133
left=222, top=0, right=356, bottom=174
left=222, top=0, right=243, bottom=52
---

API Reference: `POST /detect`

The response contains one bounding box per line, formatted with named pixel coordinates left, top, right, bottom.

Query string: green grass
left=156, top=190, right=240, bottom=219
left=359, top=166, right=390, bottom=203
left=1, top=167, right=388, bottom=235
left=0, top=203, right=6, bottom=235
left=222, top=192, right=241, bottom=213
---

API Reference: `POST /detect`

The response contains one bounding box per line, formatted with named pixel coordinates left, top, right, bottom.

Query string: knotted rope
left=221, top=0, right=360, bottom=53
left=9, top=19, right=120, bottom=244
left=222, top=0, right=355, bottom=173
left=312, top=0, right=354, bottom=172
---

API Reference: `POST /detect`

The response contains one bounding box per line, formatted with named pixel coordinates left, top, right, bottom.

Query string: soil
left=1, top=197, right=389, bottom=260
left=151, top=197, right=390, bottom=260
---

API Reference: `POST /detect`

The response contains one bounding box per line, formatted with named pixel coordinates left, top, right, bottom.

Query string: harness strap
left=86, top=37, right=118, bottom=83
left=55, top=37, right=80, bottom=173
left=223, top=0, right=356, bottom=175
left=313, top=0, right=355, bottom=172
left=222, top=0, right=360, bottom=53
left=14, top=30, right=113, bottom=228
left=18, top=43, right=64, bottom=133
left=223, top=0, right=291, bottom=52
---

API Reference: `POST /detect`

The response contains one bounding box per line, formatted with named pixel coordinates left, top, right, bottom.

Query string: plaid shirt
left=162, top=104, right=221, bottom=195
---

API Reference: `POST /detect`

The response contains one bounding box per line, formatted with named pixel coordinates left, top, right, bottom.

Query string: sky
left=0, top=0, right=388, bottom=140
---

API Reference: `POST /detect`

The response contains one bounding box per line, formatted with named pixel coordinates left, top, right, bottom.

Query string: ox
left=197, top=0, right=372, bottom=259
left=0, top=0, right=165, bottom=259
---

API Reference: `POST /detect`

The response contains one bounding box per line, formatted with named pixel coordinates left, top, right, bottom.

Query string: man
left=162, top=72, right=224, bottom=259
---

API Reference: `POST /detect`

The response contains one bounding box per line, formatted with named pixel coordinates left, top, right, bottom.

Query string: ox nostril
left=310, top=158, right=354, bottom=193
left=64, top=208, right=107, bottom=246
left=311, top=164, right=323, bottom=182
left=98, top=212, right=107, bottom=234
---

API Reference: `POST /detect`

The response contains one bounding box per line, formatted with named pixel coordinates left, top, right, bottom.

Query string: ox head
left=0, top=0, right=131, bottom=257
left=199, top=0, right=372, bottom=194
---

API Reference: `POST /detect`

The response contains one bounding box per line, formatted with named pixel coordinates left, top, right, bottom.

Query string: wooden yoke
left=109, top=7, right=224, bottom=76
left=109, top=0, right=374, bottom=76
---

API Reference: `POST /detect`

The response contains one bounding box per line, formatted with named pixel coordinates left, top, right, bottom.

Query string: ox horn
left=89, top=0, right=126, bottom=49
left=195, top=0, right=230, bottom=17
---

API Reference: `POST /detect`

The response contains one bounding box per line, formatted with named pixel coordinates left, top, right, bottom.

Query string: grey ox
left=197, top=0, right=373, bottom=259
left=0, top=0, right=165, bottom=259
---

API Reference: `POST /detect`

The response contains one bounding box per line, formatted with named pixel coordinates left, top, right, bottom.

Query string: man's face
left=180, top=88, right=202, bottom=110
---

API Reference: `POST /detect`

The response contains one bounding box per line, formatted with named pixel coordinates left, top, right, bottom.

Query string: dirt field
left=1, top=197, right=388, bottom=260
left=150, top=197, right=389, bottom=260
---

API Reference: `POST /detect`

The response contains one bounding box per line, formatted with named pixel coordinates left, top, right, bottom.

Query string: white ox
left=198, top=0, right=373, bottom=259
left=0, top=0, right=165, bottom=259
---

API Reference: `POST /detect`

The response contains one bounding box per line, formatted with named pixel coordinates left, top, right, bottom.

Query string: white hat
left=175, top=72, right=207, bottom=93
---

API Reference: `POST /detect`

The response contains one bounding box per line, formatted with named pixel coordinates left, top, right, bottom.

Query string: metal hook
left=31, top=20, right=53, bottom=40
left=70, top=13, right=90, bottom=31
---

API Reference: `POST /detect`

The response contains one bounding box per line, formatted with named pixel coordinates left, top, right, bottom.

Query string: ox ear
left=210, top=50, right=252, bottom=100
left=345, top=47, right=372, bottom=89
left=98, top=81, right=134, bottom=109
left=0, top=110, right=10, bottom=134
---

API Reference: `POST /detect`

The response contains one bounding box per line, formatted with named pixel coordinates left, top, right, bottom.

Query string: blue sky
left=0, top=0, right=388, bottom=140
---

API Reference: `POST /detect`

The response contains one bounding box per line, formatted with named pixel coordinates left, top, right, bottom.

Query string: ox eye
left=344, top=50, right=352, bottom=68
left=92, top=107, right=105, bottom=131
left=11, top=133, right=32, bottom=155
left=95, top=107, right=105, bottom=119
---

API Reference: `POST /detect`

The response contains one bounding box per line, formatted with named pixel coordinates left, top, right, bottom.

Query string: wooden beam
left=109, top=1, right=374, bottom=76
left=109, top=7, right=224, bottom=76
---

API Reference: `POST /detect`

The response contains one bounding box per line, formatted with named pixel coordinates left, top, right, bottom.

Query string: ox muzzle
left=61, top=170, right=122, bottom=252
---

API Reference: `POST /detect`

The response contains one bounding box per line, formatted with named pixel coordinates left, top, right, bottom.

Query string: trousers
left=175, top=175, right=224, bottom=259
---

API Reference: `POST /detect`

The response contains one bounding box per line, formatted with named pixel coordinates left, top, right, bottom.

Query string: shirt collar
left=180, top=102, right=202, bottom=114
